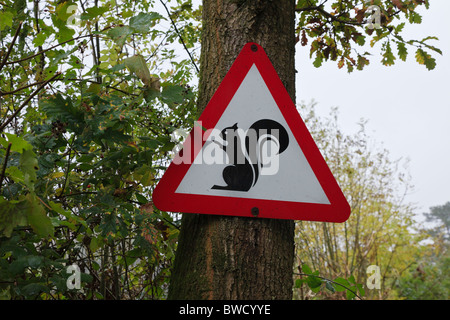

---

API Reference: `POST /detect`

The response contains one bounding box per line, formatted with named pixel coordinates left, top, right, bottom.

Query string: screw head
left=251, top=207, right=259, bottom=217
left=251, top=44, right=258, bottom=52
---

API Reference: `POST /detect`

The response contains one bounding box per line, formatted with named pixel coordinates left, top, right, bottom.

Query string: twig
left=0, top=142, right=12, bottom=191
left=0, top=80, right=47, bottom=96
left=57, top=135, right=77, bottom=198
left=295, top=272, right=363, bottom=300
left=4, top=34, right=100, bottom=66
left=0, top=22, right=23, bottom=72
left=0, top=72, right=62, bottom=133
left=296, top=5, right=402, bottom=28
left=296, top=6, right=364, bottom=26
left=159, top=0, right=199, bottom=73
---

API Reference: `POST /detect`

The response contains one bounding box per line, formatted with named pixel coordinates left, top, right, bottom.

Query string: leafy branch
left=296, top=5, right=364, bottom=26
left=295, top=0, right=440, bottom=71
left=0, top=72, right=62, bottom=133
left=3, top=34, right=103, bottom=66
left=0, top=21, right=22, bottom=72
left=159, top=0, right=199, bottom=73
left=0, top=142, right=12, bottom=191
left=295, top=264, right=365, bottom=300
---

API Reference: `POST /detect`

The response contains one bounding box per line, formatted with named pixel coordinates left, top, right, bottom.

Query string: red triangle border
left=153, top=43, right=350, bottom=222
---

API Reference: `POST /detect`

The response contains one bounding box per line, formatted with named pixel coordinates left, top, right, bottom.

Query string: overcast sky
left=295, top=0, right=450, bottom=218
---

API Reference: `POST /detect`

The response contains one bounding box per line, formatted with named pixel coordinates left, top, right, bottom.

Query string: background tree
left=393, top=245, right=449, bottom=299
left=293, top=103, right=421, bottom=300
left=423, top=202, right=450, bottom=241
left=393, top=201, right=449, bottom=300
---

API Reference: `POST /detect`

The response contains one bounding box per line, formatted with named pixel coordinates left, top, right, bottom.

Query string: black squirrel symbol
left=211, top=119, right=289, bottom=191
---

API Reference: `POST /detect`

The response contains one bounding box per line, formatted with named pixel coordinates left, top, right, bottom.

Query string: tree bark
left=168, top=0, right=296, bottom=300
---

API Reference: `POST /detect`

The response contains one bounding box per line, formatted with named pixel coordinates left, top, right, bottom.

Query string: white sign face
left=175, top=64, right=330, bottom=205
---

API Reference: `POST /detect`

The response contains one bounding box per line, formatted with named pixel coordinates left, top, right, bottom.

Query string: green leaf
left=80, top=6, right=109, bottom=20
left=301, top=264, right=313, bottom=274
left=19, top=149, right=39, bottom=191
left=39, top=93, right=83, bottom=124
left=296, top=0, right=309, bottom=9
left=356, top=283, right=365, bottom=297
left=0, top=197, right=28, bottom=237
left=0, top=194, right=54, bottom=238
left=409, top=11, right=422, bottom=24
left=0, top=287, right=11, bottom=300
left=333, top=277, right=349, bottom=292
left=394, top=22, right=406, bottom=34
left=161, top=85, right=187, bottom=105
left=0, top=133, right=32, bottom=154
left=348, top=275, right=356, bottom=284
left=107, top=26, right=134, bottom=48
left=309, top=39, right=320, bottom=58
left=25, top=194, right=54, bottom=238
left=21, top=283, right=49, bottom=296
left=77, top=153, right=95, bottom=163
left=381, top=41, right=396, bottom=66
left=89, top=237, right=101, bottom=253
left=356, top=55, right=370, bottom=71
left=33, top=32, right=47, bottom=47
left=124, top=55, right=154, bottom=87
left=295, top=278, right=306, bottom=288
left=51, top=10, right=76, bottom=44
left=86, top=83, right=101, bottom=95
left=422, top=43, right=442, bottom=56
left=325, top=281, right=335, bottom=293
left=0, top=11, right=14, bottom=30
left=9, top=256, right=29, bottom=275
left=129, top=12, right=163, bottom=33
left=313, top=52, right=323, bottom=68
left=5, top=166, right=25, bottom=185
left=397, top=42, right=408, bottom=61
left=346, top=287, right=356, bottom=300
left=26, top=255, right=44, bottom=268
left=81, top=272, right=93, bottom=284
left=420, top=36, right=439, bottom=43
left=47, top=46, right=78, bottom=68
left=415, top=48, right=436, bottom=70
left=306, top=275, right=322, bottom=290
left=49, top=201, right=88, bottom=229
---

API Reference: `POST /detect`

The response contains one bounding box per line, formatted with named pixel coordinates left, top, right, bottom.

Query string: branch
left=0, top=80, right=47, bottom=96
left=58, top=147, right=73, bottom=198
left=296, top=5, right=403, bottom=28
left=0, top=72, right=62, bottom=133
left=295, top=272, right=363, bottom=300
left=159, top=0, right=199, bottom=73
left=296, top=5, right=364, bottom=26
left=4, top=34, right=100, bottom=66
left=0, top=143, right=12, bottom=191
left=0, top=21, right=23, bottom=72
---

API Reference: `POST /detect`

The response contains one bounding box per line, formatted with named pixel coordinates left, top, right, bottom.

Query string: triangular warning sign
left=153, top=43, right=350, bottom=222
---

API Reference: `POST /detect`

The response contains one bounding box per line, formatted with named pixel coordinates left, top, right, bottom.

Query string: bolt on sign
left=153, top=43, right=351, bottom=222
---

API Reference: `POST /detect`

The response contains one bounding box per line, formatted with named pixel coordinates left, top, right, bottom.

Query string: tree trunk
left=168, top=0, right=296, bottom=300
